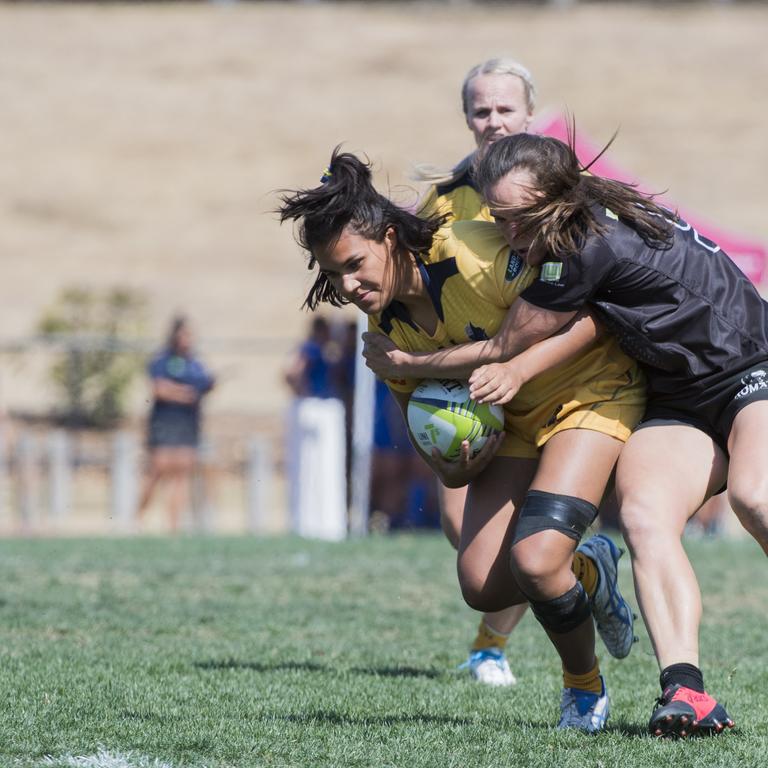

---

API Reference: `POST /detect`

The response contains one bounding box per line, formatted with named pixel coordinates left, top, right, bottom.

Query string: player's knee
left=457, top=561, right=509, bottom=612
left=458, top=575, right=506, bottom=613
left=728, top=478, right=768, bottom=518
left=511, top=490, right=597, bottom=548
left=509, top=491, right=595, bottom=597
left=528, top=582, right=591, bottom=635
left=728, top=482, right=768, bottom=544
left=509, top=535, right=563, bottom=596
left=618, top=494, right=671, bottom=551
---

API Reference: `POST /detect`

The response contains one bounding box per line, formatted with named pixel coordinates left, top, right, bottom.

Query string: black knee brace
left=528, top=582, right=592, bottom=634
left=511, top=490, right=598, bottom=546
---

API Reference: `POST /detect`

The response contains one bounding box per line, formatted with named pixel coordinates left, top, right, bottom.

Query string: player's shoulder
left=431, top=220, right=534, bottom=299
left=434, top=167, right=477, bottom=198
left=450, top=220, right=509, bottom=270
left=149, top=350, right=171, bottom=372
left=425, top=169, right=490, bottom=223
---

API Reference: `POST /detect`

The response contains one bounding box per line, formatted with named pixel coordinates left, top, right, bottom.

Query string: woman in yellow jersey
left=279, top=149, right=644, bottom=732
left=413, top=57, right=536, bottom=686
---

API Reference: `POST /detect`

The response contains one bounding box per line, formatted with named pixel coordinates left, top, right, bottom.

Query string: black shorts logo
left=735, top=368, right=768, bottom=400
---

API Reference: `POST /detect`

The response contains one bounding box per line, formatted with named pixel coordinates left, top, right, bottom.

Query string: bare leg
left=457, top=456, right=538, bottom=611
left=370, top=452, right=410, bottom=529
left=439, top=481, right=530, bottom=633
left=137, top=450, right=169, bottom=522
left=727, top=401, right=768, bottom=554
left=482, top=606, right=527, bottom=635
left=616, top=425, right=727, bottom=669
left=165, top=448, right=196, bottom=533
left=511, top=428, right=624, bottom=674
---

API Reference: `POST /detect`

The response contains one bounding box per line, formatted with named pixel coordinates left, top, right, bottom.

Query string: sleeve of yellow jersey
left=366, top=316, right=421, bottom=395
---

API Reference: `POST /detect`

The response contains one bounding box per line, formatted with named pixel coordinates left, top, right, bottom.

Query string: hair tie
left=320, top=167, right=332, bottom=184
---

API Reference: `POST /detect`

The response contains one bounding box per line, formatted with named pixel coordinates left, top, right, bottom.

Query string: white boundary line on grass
left=37, top=748, right=175, bottom=768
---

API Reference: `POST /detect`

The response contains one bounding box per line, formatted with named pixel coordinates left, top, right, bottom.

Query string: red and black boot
left=649, top=683, right=735, bottom=738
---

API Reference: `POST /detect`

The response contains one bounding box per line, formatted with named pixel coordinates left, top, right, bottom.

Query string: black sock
left=660, top=663, right=704, bottom=693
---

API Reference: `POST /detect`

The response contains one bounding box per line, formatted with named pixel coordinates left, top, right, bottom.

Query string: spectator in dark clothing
left=137, top=316, right=215, bottom=532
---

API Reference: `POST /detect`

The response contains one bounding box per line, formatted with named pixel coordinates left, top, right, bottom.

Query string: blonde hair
left=461, top=57, right=536, bottom=116
left=415, top=57, right=536, bottom=188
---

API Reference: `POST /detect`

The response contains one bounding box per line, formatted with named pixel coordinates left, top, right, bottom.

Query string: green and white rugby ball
left=407, top=379, right=504, bottom=462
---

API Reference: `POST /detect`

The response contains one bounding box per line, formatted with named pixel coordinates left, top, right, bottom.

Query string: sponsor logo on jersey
left=505, top=250, right=523, bottom=281
left=540, top=261, right=563, bottom=283
left=465, top=322, right=489, bottom=341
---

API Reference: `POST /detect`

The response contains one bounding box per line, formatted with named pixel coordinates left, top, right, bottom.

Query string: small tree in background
left=37, top=286, right=148, bottom=427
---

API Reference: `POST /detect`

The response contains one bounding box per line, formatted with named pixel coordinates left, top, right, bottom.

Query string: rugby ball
left=407, top=379, right=504, bottom=462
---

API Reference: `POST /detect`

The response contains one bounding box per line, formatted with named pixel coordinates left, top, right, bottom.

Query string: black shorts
left=147, top=409, right=200, bottom=448
left=635, top=360, right=768, bottom=455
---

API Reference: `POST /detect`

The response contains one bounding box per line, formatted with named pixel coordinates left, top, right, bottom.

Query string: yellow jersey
left=369, top=220, right=646, bottom=458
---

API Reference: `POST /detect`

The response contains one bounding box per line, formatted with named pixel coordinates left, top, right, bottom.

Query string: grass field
left=0, top=534, right=766, bottom=767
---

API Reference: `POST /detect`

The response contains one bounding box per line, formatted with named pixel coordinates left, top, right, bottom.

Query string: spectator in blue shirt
left=137, top=315, right=215, bottom=532
left=284, top=316, right=337, bottom=399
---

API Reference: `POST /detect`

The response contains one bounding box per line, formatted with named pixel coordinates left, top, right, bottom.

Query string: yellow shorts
left=497, top=338, right=647, bottom=460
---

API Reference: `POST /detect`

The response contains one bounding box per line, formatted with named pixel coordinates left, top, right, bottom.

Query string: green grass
left=0, top=534, right=766, bottom=767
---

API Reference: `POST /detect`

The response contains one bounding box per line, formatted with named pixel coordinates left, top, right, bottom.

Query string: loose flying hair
left=415, top=56, right=536, bottom=188
left=278, top=147, right=449, bottom=310
left=474, top=132, right=675, bottom=259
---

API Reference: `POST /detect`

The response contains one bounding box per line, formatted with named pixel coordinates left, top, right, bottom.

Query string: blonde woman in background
left=414, top=58, right=536, bottom=687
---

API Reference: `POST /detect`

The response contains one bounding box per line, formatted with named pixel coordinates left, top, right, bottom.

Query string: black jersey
left=520, top=206, right=768, bottom=398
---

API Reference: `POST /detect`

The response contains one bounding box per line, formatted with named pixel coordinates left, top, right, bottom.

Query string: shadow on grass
left=272, top=711, right=497, bottom=727
left=194, top=659, right=444, bottom=679
left=350, top=665, right=444, bottom=679
left=603, top=718, right=651, bottom=738
left=269, top=711, right=594, bottom=731
left=195, top=659, right=327, bottom=673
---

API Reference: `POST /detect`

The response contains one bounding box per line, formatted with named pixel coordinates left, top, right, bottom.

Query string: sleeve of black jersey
left=520, top=237, right=615, bottom=312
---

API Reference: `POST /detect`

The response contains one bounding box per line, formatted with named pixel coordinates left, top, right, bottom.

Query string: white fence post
left=190, top=439, right=215, bottom=533
left=15, top=431, right=38, bottom=529
left=47, top=430, right=72, bottom=524
left=348, top=311, right=375, bottom=537
left=286, top=397, right=347, bottom=541
left=111, top=431, right=138, bottom=530
left=0, top=423, right=8, bottom=522
left=246, top=436, right=272, bottom=534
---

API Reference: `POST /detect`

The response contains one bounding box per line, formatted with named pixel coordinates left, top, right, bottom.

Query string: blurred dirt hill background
left=1, top=1, right=767, bottom=431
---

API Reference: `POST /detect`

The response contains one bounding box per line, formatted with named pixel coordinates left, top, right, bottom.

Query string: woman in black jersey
left=460, top=133, right=767, bottom=737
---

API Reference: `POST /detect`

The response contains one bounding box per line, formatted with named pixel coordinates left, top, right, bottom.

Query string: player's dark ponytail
left=475, top=132, right=674, bottom=261
left=279, top=146, right=449, bottom=309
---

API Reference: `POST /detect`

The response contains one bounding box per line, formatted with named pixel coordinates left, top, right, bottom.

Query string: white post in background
left=0, top=423, right=8, bottom=522
left=47, top=430, right=72, bottom=524
left=16, top=431, right=38, bottom=530
left=246, top=435, right=272, bottom=534
left=190, top=439, right=215, bottom=533
left=287, top=397, right=347, bottom=541
left=111, top=431, right=139, bottom=530
left=348, top=311, right=376, bottom=537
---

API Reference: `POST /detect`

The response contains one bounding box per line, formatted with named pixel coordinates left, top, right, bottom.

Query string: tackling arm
left=469, top=311, right=602, bottom=404
left=362, top=299, right=576, bottom=380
